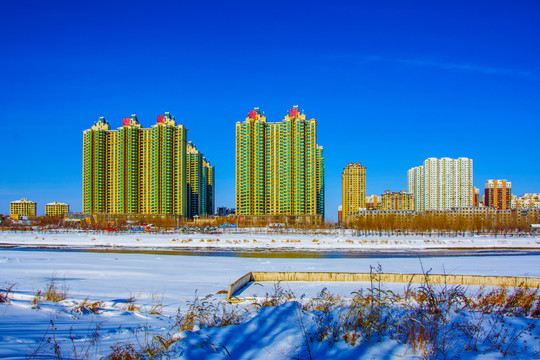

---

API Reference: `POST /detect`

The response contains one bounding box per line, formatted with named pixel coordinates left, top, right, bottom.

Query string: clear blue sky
left=1, top=1, right=539, bottom=221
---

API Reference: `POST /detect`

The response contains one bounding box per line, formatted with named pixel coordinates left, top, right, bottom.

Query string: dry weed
left=32, top=280, right=68, bottom=307
left=73, top=298, right=104, bottom=314
left=120, top=296, right=141, bottom=312
left=149, top=293, right=164, bottom=315
left=43, top=281, right=68, bottom=302
left=176, top=293, right=246, bottom=332
left=0, top=283, right=15, bottom=303
left=253, top=282, right=295, bottom=308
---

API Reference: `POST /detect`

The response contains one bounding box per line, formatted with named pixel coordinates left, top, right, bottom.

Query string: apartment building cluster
left=341, top=163, right=415, bottom=224
left=235, top=106, right=324, bottom=222
left=83, top=113, right=214, bottom=218
left=9, top=199, right=69, bottom=219
left=340, top=156, right=539, bottom=225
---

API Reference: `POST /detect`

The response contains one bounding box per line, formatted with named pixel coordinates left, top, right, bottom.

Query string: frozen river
left=2, top=247, right=539, bottom=303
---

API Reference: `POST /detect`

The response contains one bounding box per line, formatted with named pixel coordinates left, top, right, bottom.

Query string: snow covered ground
left=1, top=231, right=539, bottom=251
left=1, top=233, right=540, bottom=358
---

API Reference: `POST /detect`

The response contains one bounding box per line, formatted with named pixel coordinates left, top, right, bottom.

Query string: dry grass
left=32, top=280, right=68, bottom=307
left=43, top=281, right=68, bottom=302
left=0, top=283, right=15, bottom=303
left=149, top=293, right=163, bottom=315
left=302, top=287, right=344, bottom=312
left=73, top=298, right=104, bottom=314
left=26, top=270, right=540, bottom=359
left=175, top=293, right=246, bottom=332
left=108, top=334, right=178, bottom=360
left=253, top=282, right=295, bottom=308
left=108, top=343, right=139, bottom=360
left=121, top=296, right=141, bottom=312
left=248, top=266, right=540, bottom=359
left=465, top=285, right=540, bottom=317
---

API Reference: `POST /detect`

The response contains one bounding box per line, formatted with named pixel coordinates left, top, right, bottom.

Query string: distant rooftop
left=10, top=198, right=35, bottom=204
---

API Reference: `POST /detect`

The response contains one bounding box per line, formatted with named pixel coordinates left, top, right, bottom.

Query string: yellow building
left=45, top=202, right=69, bottom=217
left=342, top=163, right=366, bottom=223
left=10, top=198, right=37, bottom=218
left=381, top=190, right=414, bottom=211
left=83, top=112, right=208, bottom=217
left=366, top=195, right=381, bottom=210
left=235, top=106, right=324, bottom=218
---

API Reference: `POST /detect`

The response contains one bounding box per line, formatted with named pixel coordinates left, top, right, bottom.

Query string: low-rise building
left=513, top=193, right=540, bottom=209
left=45, top=202, right=69, bottom=217
left=217, top=207, right=236, bottom=217
left=10, top=198, right=37, bottom=219
left=63, top=213, right=92, bottom=223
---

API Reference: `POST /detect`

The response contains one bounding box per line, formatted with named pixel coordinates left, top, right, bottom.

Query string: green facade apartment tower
left=235, top=108, right=266, bottom=215
left=83, top=112, right=208, bottom=217
left=235, top=106, right=325, bottom=219
left=83, top=117, right=110, bottom=214
left=204, top=159, right=215, bottom=216
left=186, top=141, right=215, bottom=218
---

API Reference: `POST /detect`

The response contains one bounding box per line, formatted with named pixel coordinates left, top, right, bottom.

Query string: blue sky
left=1, top=1, right=539, bottom=221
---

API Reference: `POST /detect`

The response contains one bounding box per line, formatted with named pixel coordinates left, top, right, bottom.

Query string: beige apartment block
left=380, top=190, right=414, bottom=211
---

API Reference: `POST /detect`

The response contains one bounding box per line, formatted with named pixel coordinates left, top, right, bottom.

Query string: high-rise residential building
left=342, top=163, right=366, bottom=222
left=407, top=157, right=473, bottom=211
left=10, top=198, right=37, bottom=218
left=235, top=106, right=324, bottom=218
left=484, top=180, right=511, bottom=210
left=316, top=145, right=325, bottom=217
left=472, top=187, right=480, bottom=207
left=186, top=142, right=215, bottom=218
left=203, top=158, right=215, bottom=216
left=83, top=117, right=110, bottom=214
left=45, top=202, right=69, bottom=217
left=407, top=166, right=424, bottom=212
left=186, top=141, right=203, bottom=218
left=380, top=190, right=414, bottom=211
left=83, top=113, right=213, bottom=217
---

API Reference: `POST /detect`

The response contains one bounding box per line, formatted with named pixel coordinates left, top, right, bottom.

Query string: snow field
left=1, top=231, right=539, bottom=250
left=1, top=246, right=540, bottom=358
